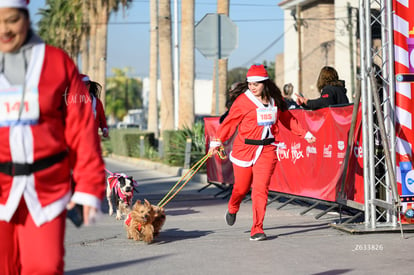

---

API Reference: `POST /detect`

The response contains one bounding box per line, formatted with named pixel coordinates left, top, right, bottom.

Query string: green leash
left=157, top=148, right=227, bottom=208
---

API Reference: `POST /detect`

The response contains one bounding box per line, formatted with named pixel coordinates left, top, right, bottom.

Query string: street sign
left=195, top=13, right=238, bottom=60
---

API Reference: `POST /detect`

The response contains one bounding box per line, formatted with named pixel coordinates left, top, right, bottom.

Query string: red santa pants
left=0, top=199, right=66, bottom=275
left=228, top=145, right=277, bottom=236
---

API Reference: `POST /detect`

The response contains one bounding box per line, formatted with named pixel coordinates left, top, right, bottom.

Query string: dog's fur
left=125, top=199, right=166, bottom=243
left=151, top=205, right=166, bottom=237
left=106, top=173, right=136, bottom=220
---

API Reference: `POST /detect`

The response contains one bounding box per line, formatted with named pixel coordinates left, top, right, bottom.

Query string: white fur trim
left=229, top=152, right=254, bottom=167
left=26, top=44, right=45, bottom=88
left=0, top=0, right=28, bottom=9
left=247, top=76, right=269, bottom=82
left=25, top=191, right=71, bottom=227
left=71, top=192, right=102, bottom=210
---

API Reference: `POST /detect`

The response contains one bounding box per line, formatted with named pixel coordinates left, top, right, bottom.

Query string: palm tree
left=37, top=0, right=83, bottom=60
left=158, top=0, right=175, bottom=131
left=178, top=0, right=195, bottom=129
left=148, top=0, right=159, bottom=136
left=38, top=0, right=133, bottom=108
left=87, top=0, right=133, bottom=108
left=105, top=67, right=142, bottom=122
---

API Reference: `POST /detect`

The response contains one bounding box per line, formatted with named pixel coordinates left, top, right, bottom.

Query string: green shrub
left=163, top=122, right=206, bottom=170
left=109, top=129, right=155, bottom=158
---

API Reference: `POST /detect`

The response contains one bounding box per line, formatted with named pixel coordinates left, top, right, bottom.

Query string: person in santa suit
left=0, top=1, right=106, bottom=274
left=209, top=64, right=316, bottom=241
left=80, top=74, right=109, bottom=138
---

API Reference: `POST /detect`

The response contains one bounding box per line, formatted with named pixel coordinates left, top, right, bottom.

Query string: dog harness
left=124, top=213, right=142, bottom=231
left=107, top=173, right=136, bottom=205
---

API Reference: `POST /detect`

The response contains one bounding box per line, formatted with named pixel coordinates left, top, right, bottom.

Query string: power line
left=131, top=0, right=278, bottom=7
left=241, top=25, right=293, bottom=67
left=98, top=16, right=353, bottom=25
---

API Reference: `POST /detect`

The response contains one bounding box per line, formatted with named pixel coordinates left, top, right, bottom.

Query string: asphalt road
left=64, top=157, right=414, bottom=275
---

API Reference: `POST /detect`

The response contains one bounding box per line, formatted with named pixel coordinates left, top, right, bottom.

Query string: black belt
left=245, top=138, right=275, bottom=146
left=0, top=151, right=67, bottom=176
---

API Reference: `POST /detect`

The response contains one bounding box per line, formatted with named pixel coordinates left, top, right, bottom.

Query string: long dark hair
left=88, top=81, right=102, bottom=98
left=228, top=80, right=287, bottom=111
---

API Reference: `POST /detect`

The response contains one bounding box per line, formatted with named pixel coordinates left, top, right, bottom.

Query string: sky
left=29, top=0, right=287, bottom=80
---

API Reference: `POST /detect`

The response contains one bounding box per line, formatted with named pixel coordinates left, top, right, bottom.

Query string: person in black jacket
left=295, top=66, right=349, bottom=110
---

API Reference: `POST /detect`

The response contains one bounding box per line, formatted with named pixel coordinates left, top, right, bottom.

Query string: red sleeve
left=96, top=99, right=108, bottom=130
left=277, top=110, right=307, bottom=137
left=62, top=50, right=105, bottom=202
left=216, top=99, right=244, bottom=143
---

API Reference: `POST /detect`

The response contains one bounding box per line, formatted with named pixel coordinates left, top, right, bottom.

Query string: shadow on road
left=65, top=255, right=170, bottom=274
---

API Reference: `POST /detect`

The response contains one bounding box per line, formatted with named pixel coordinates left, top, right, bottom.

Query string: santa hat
left=246, top=64, right=269, bottom=83
left=0, top=0, right=29, bottom=9
left=79, top=74, right=90, bottom=83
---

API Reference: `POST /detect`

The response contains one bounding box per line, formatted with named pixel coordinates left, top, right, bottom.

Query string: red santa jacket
left=94, top=97, right=108, bottom=133
left=0, top=44, right=105, bottom=226
left=216, top=90, right=307, bottom=167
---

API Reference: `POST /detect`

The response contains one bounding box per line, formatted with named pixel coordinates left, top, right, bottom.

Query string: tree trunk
left=95, top=2, right=109, bottom=107
left=148, top=0, right=159, bottom=136
left=217, top=1, right=229, bottom=115
left=88, top=6, right=98, bottom=81
left=178, top=0, right=194, bottom=129
left=158, top=0, right=174, bottom=131
left=80, top=0, right=89, bottom=74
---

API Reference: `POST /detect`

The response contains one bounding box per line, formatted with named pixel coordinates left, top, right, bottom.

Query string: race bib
left=0, top=86, right=39, bottom=127
left=256, top=106, right=277, bottom=126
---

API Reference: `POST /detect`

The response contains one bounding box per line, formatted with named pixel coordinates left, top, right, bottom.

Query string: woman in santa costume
left=0, top=1, right=106, bottom=274
left=209, top=64, right=316, bottom=241
left=80, top=74, right=109, bottom=138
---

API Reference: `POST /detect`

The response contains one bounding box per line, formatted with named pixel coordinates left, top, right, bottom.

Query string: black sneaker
left=225, top=210, right=236, bottom=226
left=250, top=233, right=267, bottom=241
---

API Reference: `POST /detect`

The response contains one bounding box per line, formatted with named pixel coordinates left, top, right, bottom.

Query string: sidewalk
left=64, top=156, right=414, bottom=275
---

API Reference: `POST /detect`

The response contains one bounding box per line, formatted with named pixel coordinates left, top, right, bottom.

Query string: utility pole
left=148, top=0, right=159, bottom=136
left=347, top=3, right=356, bottom=99
left=297, top=5, right=303, bottom=94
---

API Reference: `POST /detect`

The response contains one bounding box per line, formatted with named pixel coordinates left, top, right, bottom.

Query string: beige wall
left=301, top=0, right=335, bottom=98
left=275, top=53, right=284, bottom=89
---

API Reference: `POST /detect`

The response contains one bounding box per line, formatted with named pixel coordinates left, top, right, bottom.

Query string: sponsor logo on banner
left=290, top=142, right=304, bottom=164
left=405, top=170, right=414, bottom=194
left=306, top=146, right=317, bottom=157
left=337, top=152, right=345, bottom=159
left=323, top=144, right=332, bottom=158
left=276, top=147, right=289, bottom=161
left=337, top=140, right=345, bottom=158
left=353, top=142, right=363, bottom=158
left=276, top=143, right=304, bottom=163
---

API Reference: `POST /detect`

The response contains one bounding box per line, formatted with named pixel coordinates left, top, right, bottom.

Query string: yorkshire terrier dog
left=151, top=205, right=166, bottom=237
left=125, top=199, right=166, bottom=243
left=106, top=173, right=137, bottom=220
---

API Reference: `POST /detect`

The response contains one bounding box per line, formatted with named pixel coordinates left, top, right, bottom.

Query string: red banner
left=205, top=105, right=365, bottom=204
